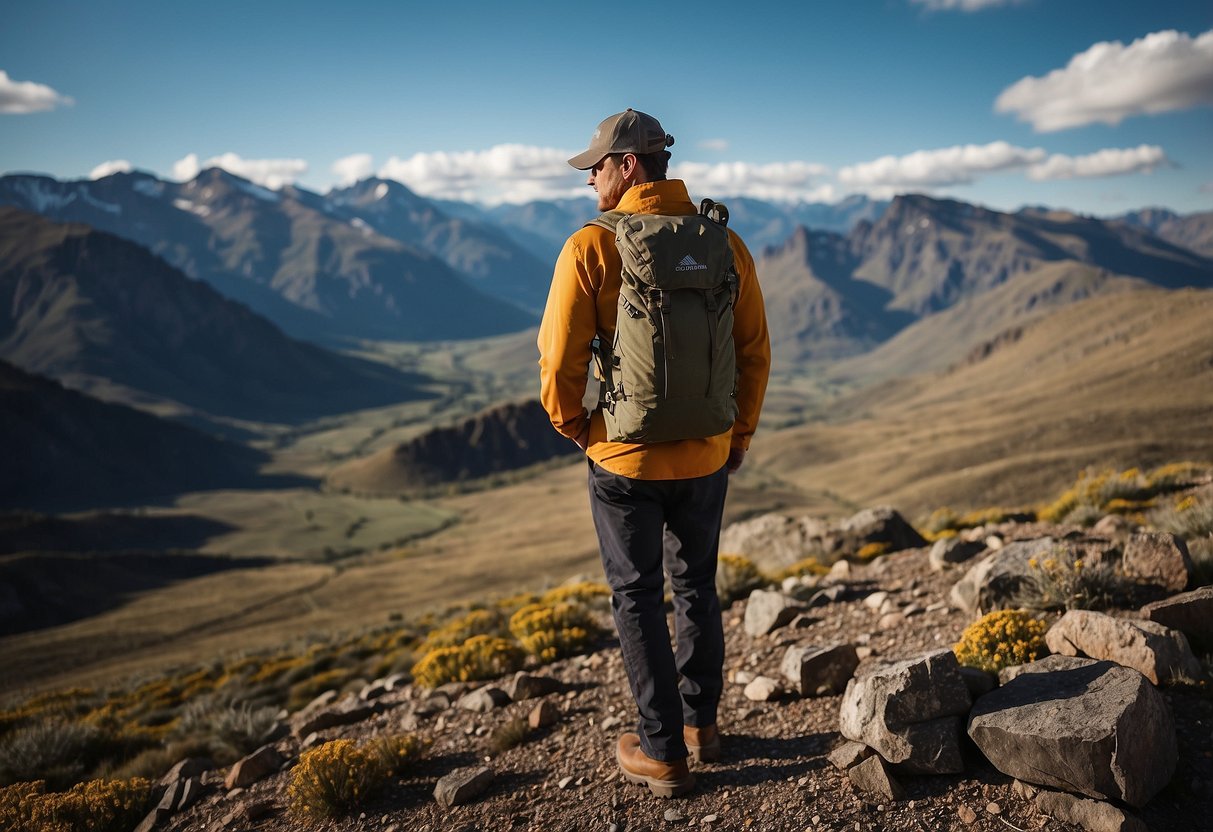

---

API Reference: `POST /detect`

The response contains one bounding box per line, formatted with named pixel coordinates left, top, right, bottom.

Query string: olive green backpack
left=588, top=199, right=738, bottom=444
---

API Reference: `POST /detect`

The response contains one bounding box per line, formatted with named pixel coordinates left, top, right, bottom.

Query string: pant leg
left=587, top=460, right=688, bottom=762
left=662, top=465, right=728, bottom=729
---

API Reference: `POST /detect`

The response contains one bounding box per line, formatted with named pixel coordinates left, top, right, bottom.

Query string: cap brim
left=568, top=148, right=605, bottom=170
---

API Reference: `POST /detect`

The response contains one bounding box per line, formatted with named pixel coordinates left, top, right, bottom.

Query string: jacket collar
left=615, top=180, right=696, bottom=216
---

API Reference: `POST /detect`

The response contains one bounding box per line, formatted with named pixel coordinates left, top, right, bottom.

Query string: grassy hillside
left=753, top=287, right=1213, bottom=516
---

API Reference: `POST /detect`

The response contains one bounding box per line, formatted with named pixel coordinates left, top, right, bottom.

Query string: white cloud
left=332, top=153, right=374, bottom=187
left=838, top=141, right=1046, bottom=190
left=698, top=138, right=730, bottom=152
left=672, top=160, right=832, bottom=202
left=996, top=29, right=1213, bottom=132
left=0, top=69, right=73, bottom=114
left=378, top=144, right=584, bottom=204
left=89, top=159, right=132, bottom=179
left=172, top=153, right=200, bottom=181
left=1027, top=145, right=1169, bottom=180
left=169, top=152, right=307, bottom=189
left=910, top=0, right=1024, bottom=11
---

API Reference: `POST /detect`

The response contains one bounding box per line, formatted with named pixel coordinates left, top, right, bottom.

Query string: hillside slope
left=0, top=208, right=429, bottom=422
left=754, top=287, right=1213, bottom=515
left=0, top=359, right=271, bottom=510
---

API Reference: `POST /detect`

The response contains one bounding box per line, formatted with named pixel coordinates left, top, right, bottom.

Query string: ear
left=620, top=153, right=639, bottom=180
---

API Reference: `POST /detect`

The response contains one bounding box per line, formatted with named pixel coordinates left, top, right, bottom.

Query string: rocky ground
left=153, top=518, right=1213, bottom=832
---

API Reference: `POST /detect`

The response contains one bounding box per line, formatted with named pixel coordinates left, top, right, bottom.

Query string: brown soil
left=164, top=535, right=1213, bottom=832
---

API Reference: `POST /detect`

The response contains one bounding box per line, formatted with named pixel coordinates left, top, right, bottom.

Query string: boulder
left=457, top=687, right=510, bottom=713
left=781, top=643, right=859, bottom=696
left=743, top=590, right=802, bottom=636
left=998, top=655, right=1098, bottom=685
left=968, top=660, right=1176, bottom=807
left=950, top=538, right=1056, bottom=616
left=1034, top=790, right=1148, bottom=832
left=958, top=666, right=997, bottom=699
left=840, top=506, right=927, bottom=552
left=929, top=538, right=986, bottom=572
left=827, top=740, right=871, bottom=771
left=838, top=650, right=971, bottom=774
left=1140, top=585, right=1213, bottom=648
left=158, top=757, right=214, bottom=787
left=224, top=745, right=285, bottom=790
left=847, top=755, right=905, bottom=801
left=1091, top=515, right=1136, bottom=539
left=720, top=513, right=834, bottom=568
left=292, top=703, right=376, bottom=737
left=1045, top=610, right=1204, bottom=685
left=1122, top=532, right=1193, bottom=592
left=507, top=671, right=562, bottom=701
left=434, top=766, right=494, bottom=807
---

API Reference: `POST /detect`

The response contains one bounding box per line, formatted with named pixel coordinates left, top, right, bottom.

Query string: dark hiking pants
left=588, top=459, right=728, bottom=762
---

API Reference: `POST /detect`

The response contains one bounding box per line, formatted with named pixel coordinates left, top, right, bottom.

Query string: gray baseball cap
left=567, top=109, right=675, bottom=170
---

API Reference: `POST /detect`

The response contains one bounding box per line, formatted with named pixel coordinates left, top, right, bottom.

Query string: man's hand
left=727, top=446, right=745, bottom=474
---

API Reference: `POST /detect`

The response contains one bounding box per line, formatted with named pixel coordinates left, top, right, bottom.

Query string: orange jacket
left=537, top=179, right=770, bottom=480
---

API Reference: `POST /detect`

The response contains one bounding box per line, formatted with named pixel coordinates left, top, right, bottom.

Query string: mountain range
left=0, top=207, right=429, bottom=423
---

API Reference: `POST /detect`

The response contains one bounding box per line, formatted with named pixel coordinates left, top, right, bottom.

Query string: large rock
left=968, top=660, right=1176, bottom=807
left=224, top=745, right=285, bottom=790
left=1045, top=610, right=1204, bottom=686
left=929, top=538, right=986, bottom=572
left=1140, top=585, right=1213, bottom=648
left=847, top=755, right=905, bottom=801
left=507, top=671, right=561, bottom=701
left=292, top=703, right=376, bottom=737
left=434, top=766, right=494, bottom=807
left=1121, top=532, right=1193, bottom=592
left=998, top=655, right=1098, bottom=685
left=781, top=643, right=859, bottom=696
left=457, top=686, right=510, bottom=713
left=720, top=513, right=835, bottom=569
left=1034, top=790, right=1148, bottom=832
left=839, top=650, right=971, bottom=774
left=744, top=590, right=803, bottom=636
left=950, top=538, right=1056, bottom=615
left=839, top=506, right=926, bottom=552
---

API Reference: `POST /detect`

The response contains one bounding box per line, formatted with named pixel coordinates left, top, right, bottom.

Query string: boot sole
left=686, top=740, right=721, bottom=764
left=616, top=746, right=696, bottom=797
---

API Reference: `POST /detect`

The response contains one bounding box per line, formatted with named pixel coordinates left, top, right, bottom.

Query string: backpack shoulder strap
left=585, top=209, right=629, bottom=233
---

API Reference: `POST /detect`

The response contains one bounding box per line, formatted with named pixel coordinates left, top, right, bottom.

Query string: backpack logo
left=676, top=254, right=708, bottom=272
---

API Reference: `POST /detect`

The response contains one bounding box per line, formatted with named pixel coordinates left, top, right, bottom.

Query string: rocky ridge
left=139, top=509, right=1211, bottom=832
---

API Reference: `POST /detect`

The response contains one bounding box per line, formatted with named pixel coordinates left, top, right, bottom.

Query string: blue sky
left=2, top=0, right=1211, bottom=214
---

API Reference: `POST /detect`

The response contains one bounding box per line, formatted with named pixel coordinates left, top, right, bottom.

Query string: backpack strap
left=700, top=198, right=729, bottom=227
left=586, top=209, right=629, bottom=233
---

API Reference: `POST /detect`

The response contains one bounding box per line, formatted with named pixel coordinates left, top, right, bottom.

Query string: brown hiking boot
left=684, top=724, right=721, bottom=763
left=616, top=733, right=695, bottom=798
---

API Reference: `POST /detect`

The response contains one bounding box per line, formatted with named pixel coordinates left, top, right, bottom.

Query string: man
left=538, top=109, right=770, bottom=797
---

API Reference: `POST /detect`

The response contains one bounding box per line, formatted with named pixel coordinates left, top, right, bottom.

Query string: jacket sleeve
left=537, top=234, right=597, bottom=441
left=728, top=231, right=770, bottom=452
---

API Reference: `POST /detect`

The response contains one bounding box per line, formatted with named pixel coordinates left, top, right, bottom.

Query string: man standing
left=538, top=109, right=770, bottom=797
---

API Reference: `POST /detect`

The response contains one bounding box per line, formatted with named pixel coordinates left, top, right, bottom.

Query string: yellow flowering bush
left=540, top=581, right=611, bottom=607
left=420, top=609, right=507, bottom=650
left=0, top=777, right=153, bottom=832
left=855, top=542, right=891, bottom=562
left=410, top=635, right=525, bottom=688
left=289, top=740, right=373, bottom=819
left=773, top=557, right=830, bottom=581
left=716, top=553, right=768, bottom=604
left=508, top=603, right=598, bottom=663
left=953, top=610, right=1048, bottom=673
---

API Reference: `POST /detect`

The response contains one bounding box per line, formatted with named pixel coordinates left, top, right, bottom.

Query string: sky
left=2, top=0, right=1212, bottom=215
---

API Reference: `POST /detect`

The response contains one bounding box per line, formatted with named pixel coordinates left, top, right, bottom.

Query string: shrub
left=715, top=554, right=767, bottom=605
left=854, top=542, right=891, bottom=562
left=1151, top=492, right=1213, bottom=541
left=410, top=636, right=526, bottom=689
left=288, top=739, right=386, bottom=820
left=540, top=582, right=611, bottom=608
left=0, top=719, right=115, bottom=789
left=0, top=777, right=153, bottom=832
left=421, top=609, right=507, bottom=650
left=773, top=557, right=830, bottom=582
left=488, top=717, right=531, bottom=753
left=508, top=603, right=598, bottom=663
left=1146, top=462, right=1209, bottom=491
left=953, top=610, right=1048, bottom=673
left=367, top=733, right=427, bottom=777
left=1019, top=548, right=1127, bottom=611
